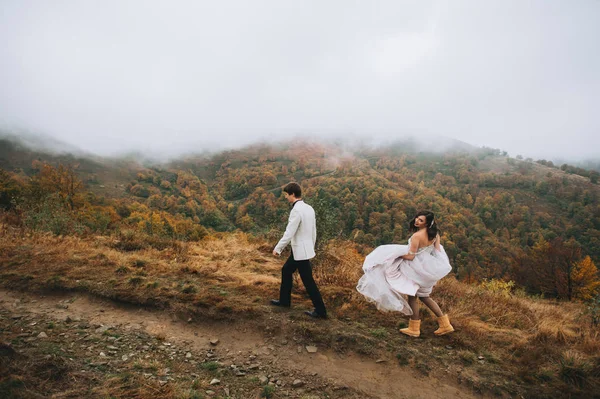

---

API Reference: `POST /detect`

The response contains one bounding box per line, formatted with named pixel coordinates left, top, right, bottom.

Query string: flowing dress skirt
left=356, top=244, right=452, bottom=315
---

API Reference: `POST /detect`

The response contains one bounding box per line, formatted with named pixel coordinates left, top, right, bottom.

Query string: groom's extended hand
left=272, top=250, right=280, bottom=256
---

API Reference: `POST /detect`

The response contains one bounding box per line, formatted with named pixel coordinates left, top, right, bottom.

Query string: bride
left=356, top=211, right=455, bottom=337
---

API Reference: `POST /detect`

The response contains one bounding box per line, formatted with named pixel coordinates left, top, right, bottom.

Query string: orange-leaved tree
left=571, top=256, right=600, bottom=301
left=30, top=161, right=84, bottom=210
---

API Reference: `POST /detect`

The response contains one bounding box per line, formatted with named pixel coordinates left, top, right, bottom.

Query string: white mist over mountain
left=1, top=1, right=598, bottom=161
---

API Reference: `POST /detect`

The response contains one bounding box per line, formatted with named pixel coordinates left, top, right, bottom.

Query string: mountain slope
left=1, top=136, right=599, bottom=286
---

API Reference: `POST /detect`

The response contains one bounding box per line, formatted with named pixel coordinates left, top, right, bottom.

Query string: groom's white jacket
left=274, top=200, right=317, bottom=260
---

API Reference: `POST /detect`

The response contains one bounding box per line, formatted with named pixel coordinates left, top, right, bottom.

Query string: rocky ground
left=0, top=288, right=477, bottom=399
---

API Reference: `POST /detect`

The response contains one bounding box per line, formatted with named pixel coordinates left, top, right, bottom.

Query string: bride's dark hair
left=409, top=210, right=439, bottom=241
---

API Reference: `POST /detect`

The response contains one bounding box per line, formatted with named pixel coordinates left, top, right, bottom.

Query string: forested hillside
left=1, top=137, right=599, bottom=300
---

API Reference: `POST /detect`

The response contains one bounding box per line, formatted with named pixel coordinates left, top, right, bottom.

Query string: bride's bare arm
left=401, top=236, right=420, bottom=260
left=434, top=234, right=441, bottom=251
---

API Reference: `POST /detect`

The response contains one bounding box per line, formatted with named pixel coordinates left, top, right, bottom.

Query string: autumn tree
left=571, top=256, right=600, bottom=301
left=0, top=169, right=23, bottom=210
left=514, top=237, right=583, bottom=299
left=30, top=161, right=84, bottom=210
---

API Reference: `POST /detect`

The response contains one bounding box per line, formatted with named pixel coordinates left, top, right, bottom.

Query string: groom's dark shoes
left=270, top=299, right=290, bottom=308
left=304, top=310, right=327, bottom=319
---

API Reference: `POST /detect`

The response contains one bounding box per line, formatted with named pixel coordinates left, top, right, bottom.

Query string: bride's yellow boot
left=400, top=319, right=421, bottom=337
left=434, top=314, right=455, bottom=336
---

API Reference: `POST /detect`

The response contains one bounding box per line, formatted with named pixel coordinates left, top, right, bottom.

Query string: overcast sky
left=1, top=1, right=599, bottom=160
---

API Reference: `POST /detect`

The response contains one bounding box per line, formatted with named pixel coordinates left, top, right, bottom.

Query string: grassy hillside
left=1, top=225, right=599, bottom=398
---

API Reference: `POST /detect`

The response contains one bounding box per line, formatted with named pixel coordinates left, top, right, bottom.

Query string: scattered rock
left=0, top=343, right=16, bottom=357
left=186, top=352, right=192, bottom=358
left=37, top=332, right=48, bottom=338
left=292, top=379, right=305, bottom=388
left=210, top=338, right=219, bottom=346
left=95, top=325, right=111, bottom=334
left=376, top=359, right=387, bottom=363
left=259, top=375, right=269, bottom=384
left=305, top=345, right=318, bottom=353
left=210, top=378, right=220, bottom=385
left=205, top=390, right=215, bottom=396
left=334, top=385, right=350, bottom=391
left=125, top=323, right=142, bottom=331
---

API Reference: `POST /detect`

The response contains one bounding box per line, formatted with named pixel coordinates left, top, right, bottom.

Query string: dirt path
left=0, top=288, right=479, bottom=399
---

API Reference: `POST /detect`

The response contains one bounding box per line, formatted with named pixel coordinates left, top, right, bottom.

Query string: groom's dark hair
left=283, top=182, right=302, bottom=198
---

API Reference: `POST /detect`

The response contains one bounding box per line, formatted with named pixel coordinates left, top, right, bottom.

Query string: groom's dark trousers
left=279, top=253, right=327, bottom=316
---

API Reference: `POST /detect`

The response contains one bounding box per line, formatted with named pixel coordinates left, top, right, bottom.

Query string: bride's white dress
left=356, top=237, right=452, bottom=315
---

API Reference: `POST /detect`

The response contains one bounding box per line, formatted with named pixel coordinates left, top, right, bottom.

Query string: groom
left=271, top=182, right=327, bottom=319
